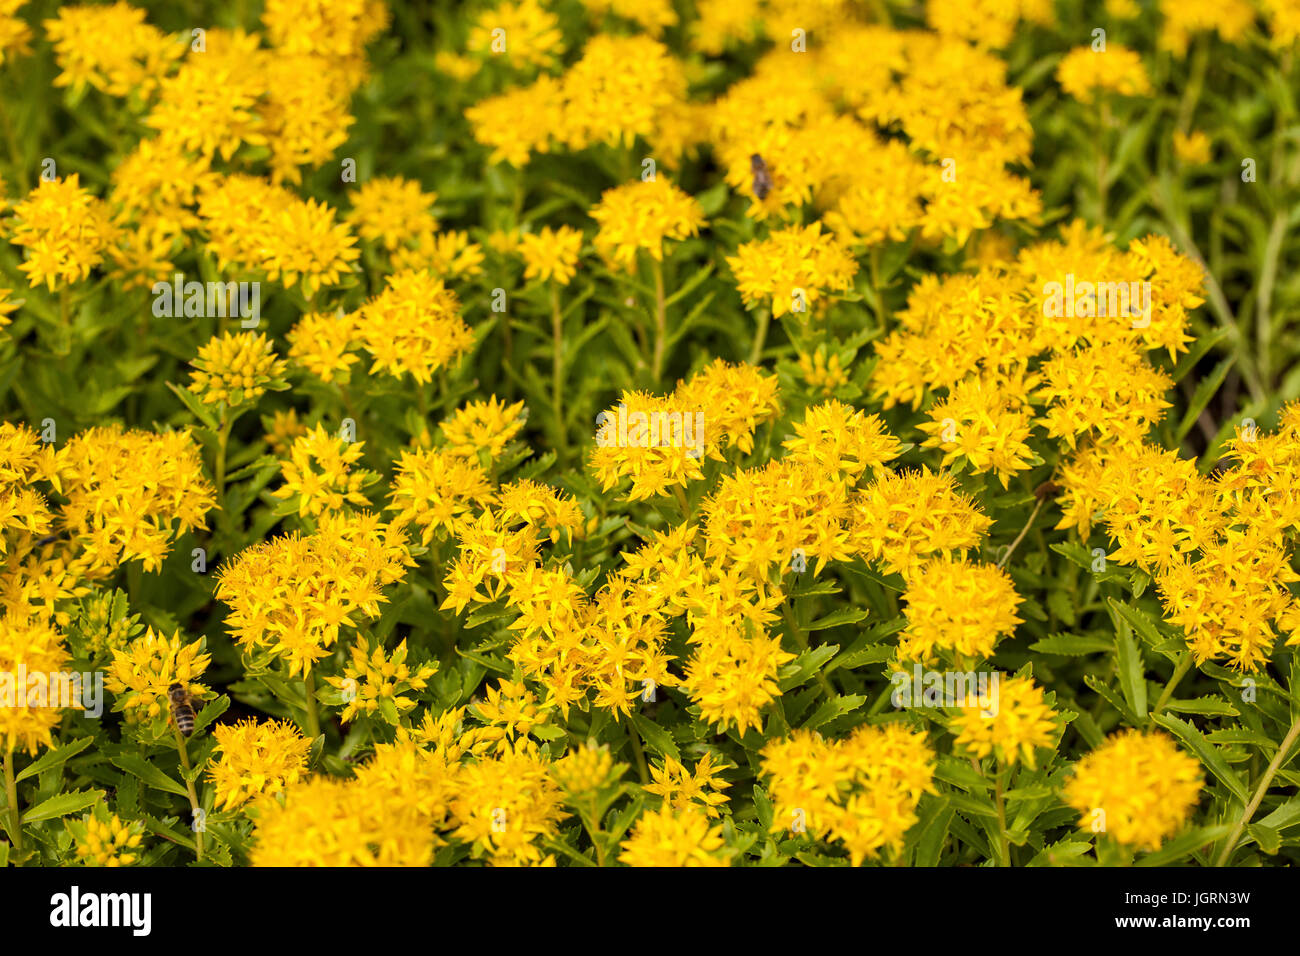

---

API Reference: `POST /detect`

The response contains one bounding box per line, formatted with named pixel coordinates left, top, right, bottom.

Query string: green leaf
left=1030, top=633, right=1112, bottom=656
left=1115, top=621, right=1148, bottom=721
left=805, top=608, right=869, bottom=631
left=1135, top=824, right=1231, bottom=866
left=111, top=754, right=189, bottom=797
left=1151, top=714, right=1250, bottom=804
left=22, top=788, right=105, bottom=824
left=628, top=713, right=679, bottom=761
left=802, top=694, right=866, bottom=730
left=911, top=795, right=953, bottom=867
left=1175, top=356, right=1234, bottom=442
left=778, top=644, right=839, bottom=691
left=15, top=737, right=92, bottom=783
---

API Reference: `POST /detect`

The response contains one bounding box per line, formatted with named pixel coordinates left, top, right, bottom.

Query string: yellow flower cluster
left=1063, top=729, right=1203, bottom=850
left=761, top=724, right=937, bottom=865
left=208, top=719, right=311, bottom=809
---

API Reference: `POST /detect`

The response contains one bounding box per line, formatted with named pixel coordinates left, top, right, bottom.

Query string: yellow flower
left=208, top=719, right=311, bottom=810
left=69, top=810, right=145, bottom=867
left=560, top=35, right=686, bottom=150
left=57, top=425, right=215, bottom=573
left=727, top=222, right=857, bottom=318
left=644, top=752, right=732, bottom=818
left=619, top=806, right=731, bottom=867
left=551, top=740, right=623, bottom=796
left=520, top=226, right=584, bottom=286
left=1063, top=729, right=1203, bottom=851
left=188, top=332, right=288, bottom=408
left=326, top=636, right=436, bottom=724
left=1056, top=45, right=1152, bottom=102
left=917, top=378, right=1037, bottom=486
left=0, top=614, right=74, bottom=755
left=849, top=467, right=993, bottom=578
left=761, top=723, right=937, bottom=865
left=287, top=310, right=362, bottom=384
left=897, top=556, right=1023, bottom=663
left=951, top=673, right=1059, bottom=767
left=441, top=397, right=527, bottom=461
left=216, top=512, right=413, bottom=678
left=1173, top=130, right=1212, bottom=165
left=387, top=446, right=496, bottom=543
left=8, top=175, right=116, bottom=290
left=44, top=2, right=182, bottom=98
left=782, top=400, right=902, bottom=485
left=1158, top=0, right=1255, bottom=55
left=468, top=0, right=564, bottom=71
left=466, top=76, right=565, bottom=167
left=450, top=739, right=568, bottom=866
left=345, top=176, right=438, bottom=250
left=590, top=178, right=705, bottom=272
left=357, top=270, right=474, bottom=384
left=271, top=423, right=377, bottom=518
left=105, top=628, right=211, bottom=726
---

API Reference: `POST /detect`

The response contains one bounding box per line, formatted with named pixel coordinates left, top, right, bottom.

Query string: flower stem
left=626, top=723, right=649, bottom=785
left=994, top=765, right=1010, bottom=867
left=302, top=666, right=322, bottom=740
left=4, top=747, right=22, bottom=861
left=998, top=497, right=1044, bottom=569
left=749, top=307, right=771, bottom=365
left=172, top=725, right=204, bottom=862
left=1150, top=652, right=1193, bottom=720
left=650, top=257, right=667, bottom=382
left=550, top=282, right=568, bottom=455
left=1214, top=713, right=1300, bottom=866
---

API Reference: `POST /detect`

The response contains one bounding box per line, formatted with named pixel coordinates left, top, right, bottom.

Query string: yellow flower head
left=950, top=673, right=1058, bottom=768
left=1063, top=729, right=1203, bottom=851
left=388, top=446, right=496, bottom=543
left=590, top=177, right=705, bottom=271
left=216, top=511, right=414, bottom=677
left=897, top=556, right=1023, bottom=663
left=345, top=176, right=438, bottom=251
left=727, top=222, right=858, bottom=318
left=849, top=467, right=993, bottom=578
left=520, top=226, right=584, bottom=286
left=208, top=719, right=311, bottom=810
left=619, top=806, right=732, bottom=867
left=358, top=270, right=474, bottom=384
left=0, top=615, right=74, bottom=755
left=271, top=423, right=377, bottom=518
left=44, top=2, right=182, bottom=98
left=8, top=175, right=116, bottom=290
left=68, top=809, right=146, bottom=867
left=105, top=627, right=210, bottom=726
left=644, top=752, right=732, bottom=818
left=440, top=397, right=527, bottom=462
left=551, top=740, right=623, bottom=796
left=188, top=331, right=288, bottom=408
left=326, top=636, right=436, bottom=724
left=1056, top=45, right=1152, bottom=102
left=782, top=400, right=902, bottom=484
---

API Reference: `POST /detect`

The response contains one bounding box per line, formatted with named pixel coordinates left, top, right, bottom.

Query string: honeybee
left=750, top=153, right=774, bottom=200
left=168, top=682, right=197, bottom=737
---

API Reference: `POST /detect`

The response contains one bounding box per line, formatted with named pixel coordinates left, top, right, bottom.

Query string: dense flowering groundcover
left=0, top=0, right=1299, bottom=869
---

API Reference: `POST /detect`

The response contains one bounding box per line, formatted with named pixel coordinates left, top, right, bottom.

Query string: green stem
left=4, top=747, right=22, bottom=861
left=626, top=723, right=649, bottom=785
left=1150, top=652, right=1193, bottom=720
left=869, top=246, right=889, bottom=331
left=994, top=765, right=1010, bottom=867
left=1215, top=713, right=1300, bottom=866
left=998, top=497, right=1044, bottom=569
left=651, top=257, right=667, bottom=382
left=172, top=725, right=204, bottom=862
left=749, top=307, right=771, bottom=365
left=303, top=666, right=322, bottom=740
left=550, top=282, right=567, bottom=455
